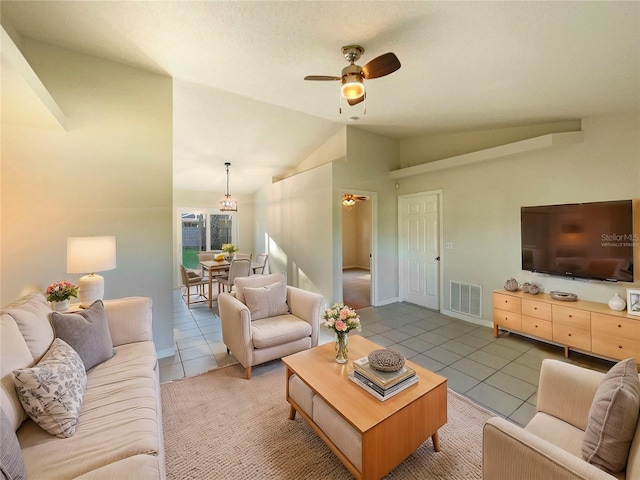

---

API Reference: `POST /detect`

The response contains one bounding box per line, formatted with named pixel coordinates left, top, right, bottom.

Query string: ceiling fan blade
left=347, top=94, right=365, bottom=106
left=304, top=75, right=341, bottom=81
left=361, top=52, right=401, bottom=79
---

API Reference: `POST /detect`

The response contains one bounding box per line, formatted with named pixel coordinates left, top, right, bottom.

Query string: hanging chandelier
left=219, top=162, right=238, bottom=212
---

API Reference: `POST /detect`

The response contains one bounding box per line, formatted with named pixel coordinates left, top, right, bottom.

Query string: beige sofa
left=218, top=272, right=323, bottom=379
left=1, top=292, right=164, bottom=479
left=483, top=359, right=640, bottom=480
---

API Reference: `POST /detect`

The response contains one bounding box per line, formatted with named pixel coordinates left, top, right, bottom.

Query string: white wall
left=397, top=111, right=640, bottom=323
left=253, top=163, right=334, bottom=299
left=334, top=127, right=400, bottom=304
left=342, top=205, right=358, bottom=268
left=342, top=200, right=371, bottom=269
left=1, top=40, right=174, bottom=354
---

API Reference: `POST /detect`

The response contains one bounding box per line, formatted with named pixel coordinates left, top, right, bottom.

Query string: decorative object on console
left=368, top=348, right=405, bottom=372
left=608, top=293, right=627, bottom=311
left=219, top=162, right=238, bottom=212
left=627, top=289, right=640, bottom=317
left=67, top=236, right=116, bottom=307
left=323, top=303, right=361, bottom=364
left=504, top=278, right=519, bottom=292
left=45, top=280, right=78, bottom=312
left=550, top=291, right=578, bottom=302
left=521, top=282, right=540, bottom=295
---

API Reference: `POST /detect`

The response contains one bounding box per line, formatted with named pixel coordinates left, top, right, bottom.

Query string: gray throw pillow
left=51, top=300, right=114, bottom=371
left=242, top=280, right=289, bottom=321
left=582, top=357, right=640, bottom=473
left=0, top=408, right=26, bottom=480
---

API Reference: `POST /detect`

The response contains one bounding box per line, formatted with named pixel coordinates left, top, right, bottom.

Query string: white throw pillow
left=242, top=280, right=289, bottom=321
left=13, top=338, right=87, bottom=438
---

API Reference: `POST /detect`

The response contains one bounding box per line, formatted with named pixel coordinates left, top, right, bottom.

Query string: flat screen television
left=521, top=200, right=635, bottom=282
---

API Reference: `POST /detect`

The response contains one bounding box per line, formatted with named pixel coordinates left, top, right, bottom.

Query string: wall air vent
left=450, top=281, right=482, bottom=318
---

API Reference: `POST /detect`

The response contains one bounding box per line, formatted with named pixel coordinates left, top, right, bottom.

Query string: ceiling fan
left=342, top=194, right=368, bottom=207
left=304, top=45, right=401, bottom=110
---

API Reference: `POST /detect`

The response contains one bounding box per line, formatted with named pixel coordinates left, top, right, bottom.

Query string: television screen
left=521, top=200, right=634, bottom=282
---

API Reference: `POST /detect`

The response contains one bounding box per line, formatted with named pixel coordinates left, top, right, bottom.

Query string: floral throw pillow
left=13, top=338, right=87, bottom=438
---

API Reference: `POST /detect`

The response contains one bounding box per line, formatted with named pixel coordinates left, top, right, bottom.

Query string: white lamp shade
left=67, top=236, right=117, bottom=274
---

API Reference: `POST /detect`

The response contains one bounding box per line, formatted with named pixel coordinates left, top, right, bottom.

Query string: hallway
left=342, top=268, right=370, bottom=310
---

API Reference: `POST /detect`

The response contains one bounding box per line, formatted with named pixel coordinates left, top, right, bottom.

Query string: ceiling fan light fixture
left=341, top=74, right=365, bottom=99
left=342, top=194, right=356, bottom=207
left=219, top=162, right=238, bottom=212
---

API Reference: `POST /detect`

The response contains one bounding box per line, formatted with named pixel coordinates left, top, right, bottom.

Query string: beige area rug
left=161, top=361, right=495, bottom=479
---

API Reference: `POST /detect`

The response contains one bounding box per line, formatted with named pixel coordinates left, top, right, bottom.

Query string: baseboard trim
left=375, top=296, right=400, bottom=306
left=157, top=346, right=177, bottom=359
left=440, top=308, right=492, bottom=328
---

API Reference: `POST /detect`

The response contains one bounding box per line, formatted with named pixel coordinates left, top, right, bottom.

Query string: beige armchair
left=218, top=272, right=323, bottom=379
left=483, top=359, right=640, bottom=480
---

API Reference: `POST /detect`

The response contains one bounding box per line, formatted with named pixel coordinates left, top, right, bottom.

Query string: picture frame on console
left=627, top=289, right=640, bottom=316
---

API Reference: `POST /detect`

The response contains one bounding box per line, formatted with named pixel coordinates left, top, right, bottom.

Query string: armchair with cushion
left=218, top=272, right=324, bottom=379
left=483, top=358, right=640, bottom=480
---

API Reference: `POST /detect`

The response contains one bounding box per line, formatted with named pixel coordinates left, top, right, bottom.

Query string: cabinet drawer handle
left=568, top=333, right=572, bottom=337
left=534, top=307, right=538, bottom=310
left=618, top=324, right=622, bottom=328
left=534, top=325, right=538, bottom=328
left=619, top=345, right=623, bottom=349
left=569, top=315, right=573, bottom=318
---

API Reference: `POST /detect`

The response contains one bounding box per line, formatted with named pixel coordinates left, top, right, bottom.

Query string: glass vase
left=334, top=331, right=349, bottom=364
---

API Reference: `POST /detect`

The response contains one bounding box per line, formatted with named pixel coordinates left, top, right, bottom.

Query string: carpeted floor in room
left=161, top=361, right=494, bottom=479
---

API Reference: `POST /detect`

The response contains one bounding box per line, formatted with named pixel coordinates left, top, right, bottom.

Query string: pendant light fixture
left=219, top=162, right=238, bottom=212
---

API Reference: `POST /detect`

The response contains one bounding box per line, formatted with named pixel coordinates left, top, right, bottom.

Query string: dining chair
left=197, top=251, right=225, bottom=281
left=217, top=258, right=252, bottom=293
left=233, top=252, right=253, bottom=261
left=180, top=264, right=209, bottom=308
left=253, top=253, right=269, bottom=274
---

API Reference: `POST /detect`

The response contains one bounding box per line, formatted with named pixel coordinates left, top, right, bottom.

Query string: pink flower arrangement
left=323, top=303, right=361, bottom=334
left=46, top=280, right=78, bottom=302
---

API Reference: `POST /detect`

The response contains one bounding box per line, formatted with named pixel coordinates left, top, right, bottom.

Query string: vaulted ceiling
left=2, top=1, right=639, bottom=193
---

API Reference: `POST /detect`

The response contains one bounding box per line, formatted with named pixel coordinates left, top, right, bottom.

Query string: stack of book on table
left=349, top=355, right=418, bottom=401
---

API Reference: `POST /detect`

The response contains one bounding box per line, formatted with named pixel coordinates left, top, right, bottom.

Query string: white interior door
left=399, top=193, right=441, bottom=309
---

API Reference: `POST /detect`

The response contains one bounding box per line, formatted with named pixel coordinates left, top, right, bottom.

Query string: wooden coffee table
left=282, top=335, right=447, bottom=480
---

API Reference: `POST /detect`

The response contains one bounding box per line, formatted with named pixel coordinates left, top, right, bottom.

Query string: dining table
left=200, top=259, right=263, bottom=308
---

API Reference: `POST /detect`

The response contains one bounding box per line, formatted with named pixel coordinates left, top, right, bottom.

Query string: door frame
left=397, top=190, right=443, bottom=310
left=340, top=189, right=378, bottom=307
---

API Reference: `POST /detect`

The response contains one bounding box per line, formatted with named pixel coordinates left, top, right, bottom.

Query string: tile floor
left=162, top=289, right=614, bottom=427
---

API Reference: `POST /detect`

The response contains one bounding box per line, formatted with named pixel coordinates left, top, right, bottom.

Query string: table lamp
left=67, top=236, right=117, bottom=307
